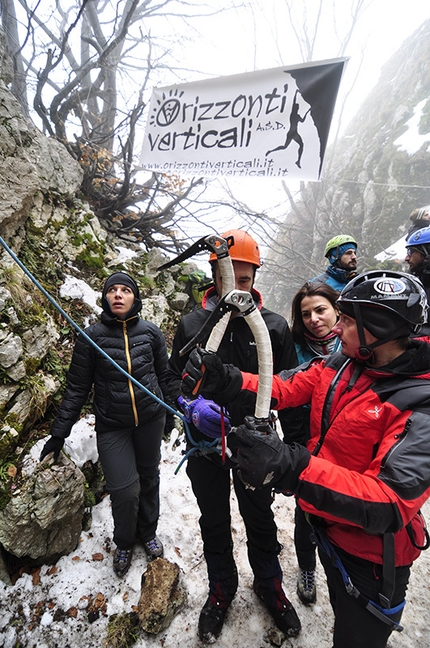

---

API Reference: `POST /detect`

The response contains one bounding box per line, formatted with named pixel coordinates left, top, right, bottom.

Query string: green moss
left=20, top=233, right=55, bottom=280
left=49, top=218, right=68, bottom=233
left=0, top=424, right=21, bottom=455
left=25, top=374, right=47, bottom=415
left=0, top=367, right=11, bottom=385
left=24, top=357, right=41, bottom=376
left=42, top=349, right=68, bottom=391
left=76, top=247, right=104, bottom=269
left=103, top=612, right=140, bottom=648
left=84, top=485, right=96, bottom=508
left=71, top=232, right=106, bottom=271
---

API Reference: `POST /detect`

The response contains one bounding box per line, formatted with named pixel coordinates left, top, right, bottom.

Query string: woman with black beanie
left=40, top=272, right=171, bottom=576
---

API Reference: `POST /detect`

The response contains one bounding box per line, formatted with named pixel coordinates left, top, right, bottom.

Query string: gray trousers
left=97, top=411, right=165, bottom=549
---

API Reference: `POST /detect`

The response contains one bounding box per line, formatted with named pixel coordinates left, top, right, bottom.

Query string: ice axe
left=159, top=234, right=236, bottom=395
left=180, top=289, right=273, bottom=422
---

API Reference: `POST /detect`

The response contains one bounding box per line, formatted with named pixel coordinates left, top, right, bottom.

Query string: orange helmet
left=209, top=229, right=261, bottom=267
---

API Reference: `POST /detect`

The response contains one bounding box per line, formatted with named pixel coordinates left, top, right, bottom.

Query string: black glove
left=232, top=416, right=310, bottom=491
left=181, top=348, right=242, bottom=402
left=40, top=436, right=64, bottom=461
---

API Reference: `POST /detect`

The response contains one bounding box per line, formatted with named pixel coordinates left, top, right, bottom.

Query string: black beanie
left=101, top=272, right=142, bottom=319
left=102, top=272, right=140, bottom=298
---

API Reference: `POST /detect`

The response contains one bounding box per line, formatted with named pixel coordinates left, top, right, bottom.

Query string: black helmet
left=337, top=270, right=427, bottom=360
left=338, top=270, right=427, bottom=331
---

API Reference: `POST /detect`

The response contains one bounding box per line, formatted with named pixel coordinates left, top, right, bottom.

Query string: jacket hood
left=327, top=264, right=357, bottom=284
left=377, top=339, right=430, bottom=377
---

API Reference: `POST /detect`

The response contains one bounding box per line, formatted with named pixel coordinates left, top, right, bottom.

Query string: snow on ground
left=1, top=416, right=430, bottom=648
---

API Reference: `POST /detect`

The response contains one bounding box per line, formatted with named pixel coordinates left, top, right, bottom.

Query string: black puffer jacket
left=51, top=310, right=170, bottom=437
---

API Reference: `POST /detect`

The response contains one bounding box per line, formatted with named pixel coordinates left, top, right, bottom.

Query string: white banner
left=140, top=58, right=347, bottom=182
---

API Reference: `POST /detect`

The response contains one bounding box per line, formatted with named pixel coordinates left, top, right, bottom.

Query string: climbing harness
left=311, top=525, right=405, bottom=632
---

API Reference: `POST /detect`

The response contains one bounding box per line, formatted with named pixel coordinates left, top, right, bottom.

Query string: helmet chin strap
left=352, top=303, right=374, bottom=361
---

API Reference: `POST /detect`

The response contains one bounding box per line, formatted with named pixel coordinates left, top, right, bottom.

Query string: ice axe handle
left=191, top=364, right=206, bottom=398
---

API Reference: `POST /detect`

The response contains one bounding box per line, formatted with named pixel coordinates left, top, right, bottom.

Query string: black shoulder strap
left=379, top=533, right=395, bottom=609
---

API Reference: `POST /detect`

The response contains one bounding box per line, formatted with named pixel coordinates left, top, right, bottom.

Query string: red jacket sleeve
left=241, top=359, right=324, bottom=409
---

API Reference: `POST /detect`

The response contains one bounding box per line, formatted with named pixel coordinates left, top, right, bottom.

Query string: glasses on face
left=406, top=247, right=416, bottom=256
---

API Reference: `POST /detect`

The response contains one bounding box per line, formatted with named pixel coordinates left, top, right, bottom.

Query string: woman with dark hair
left=291, top=281, right=341, bottom=364
left=290, top=281, right=341, bottom=606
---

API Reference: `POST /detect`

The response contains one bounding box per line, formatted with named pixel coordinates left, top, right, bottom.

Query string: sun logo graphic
left=150, top=89, right=184, bottom=127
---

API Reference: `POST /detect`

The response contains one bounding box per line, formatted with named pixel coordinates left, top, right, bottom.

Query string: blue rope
left=0, top=235, right=223, bottom=471
left=174, top=438, right=220, bottom=475
left=0, top=235, right=203, bottom=468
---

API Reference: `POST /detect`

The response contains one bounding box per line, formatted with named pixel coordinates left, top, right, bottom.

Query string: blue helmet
left=406, top=226, right=430, bottom=256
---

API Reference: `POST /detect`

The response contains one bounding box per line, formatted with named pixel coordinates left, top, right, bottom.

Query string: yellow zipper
left=123, top=320, right=139, bottom=426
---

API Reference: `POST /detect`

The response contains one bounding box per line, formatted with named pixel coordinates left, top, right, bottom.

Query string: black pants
left=318, top=544, right=410, bottom=648
left=97, top=411, right=165, bottom=549
left=294, top=504, right=317, bottom=571
left=186, top=454, right=283, bottom=580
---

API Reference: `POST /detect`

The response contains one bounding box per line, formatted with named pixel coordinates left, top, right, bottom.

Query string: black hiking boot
left=199, top=548, right=238, bottom=642
left=143, top=535, right=164, bottom=561
left=297, top=568, right=317, bottom=605
left=253, top=577, right=301, bottom=636
left=198, top=595, right=230, bottom=644
left=113, top=547, right=133, bottom=577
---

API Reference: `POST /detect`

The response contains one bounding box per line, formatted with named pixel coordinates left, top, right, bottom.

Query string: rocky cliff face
left=0, top=26, right=204, bottom=575
left=0, top=30, right=83, bottom=458
left=0, top=30, right=195, bottom=523
left=260, top=19, right=430, bottom=315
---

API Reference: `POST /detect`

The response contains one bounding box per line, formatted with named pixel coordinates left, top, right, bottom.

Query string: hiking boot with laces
left=143, top=535, right=164, bottom=561
left=198, top=595, right=230, bottom=643
left=253, top=578, right=301, bottom=637
left=297, top=568, right=317, bottom=605
left=113, top=547, right=133, bottom=576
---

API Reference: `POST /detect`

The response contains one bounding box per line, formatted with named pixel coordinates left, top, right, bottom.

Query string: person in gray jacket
left=40, top=272, right=170, bottom=576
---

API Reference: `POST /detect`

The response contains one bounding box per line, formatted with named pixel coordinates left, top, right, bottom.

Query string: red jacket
left=241, top=341, right=430, bottom=566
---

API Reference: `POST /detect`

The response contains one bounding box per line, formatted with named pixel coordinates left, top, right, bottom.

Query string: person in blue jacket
left=311, top=234, right=358, bottom=291
left=290, top=280, right=341, bottom=605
